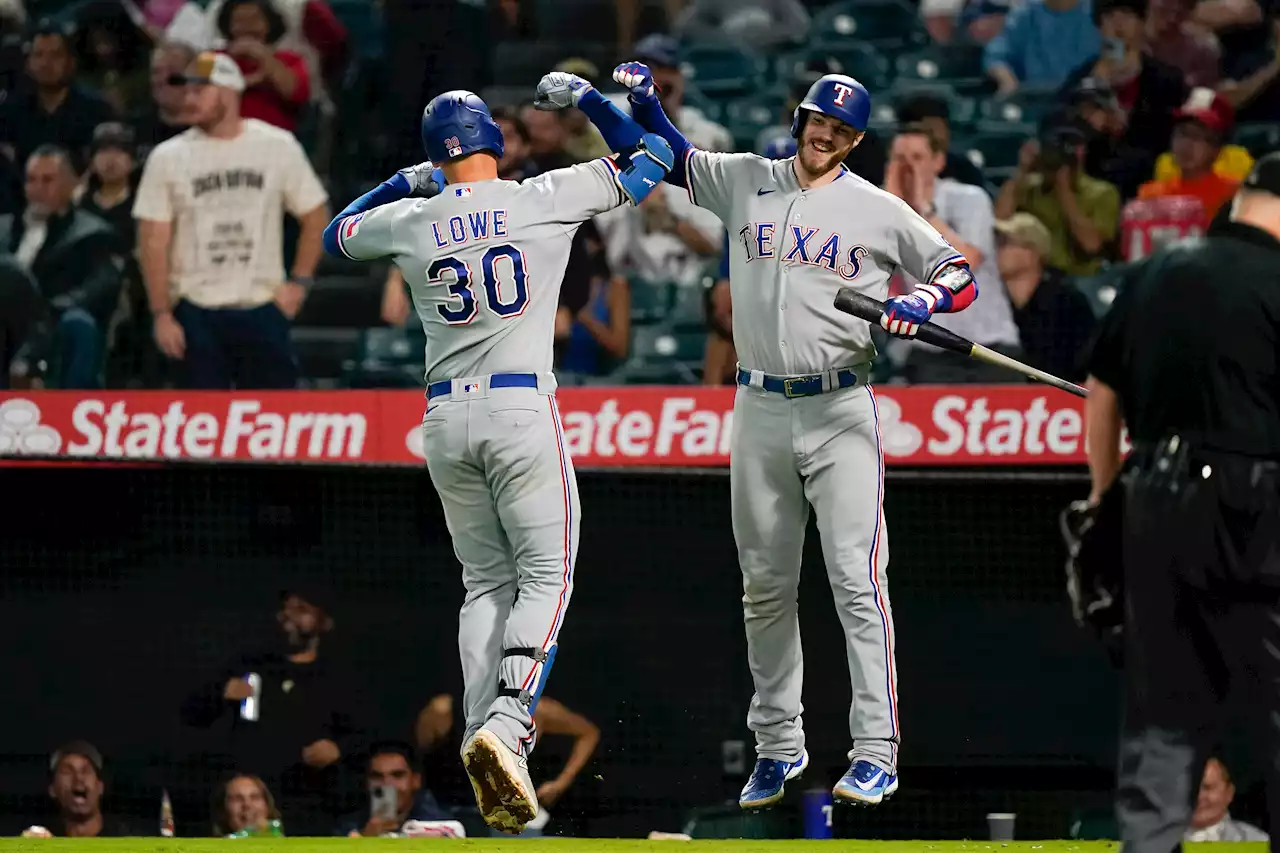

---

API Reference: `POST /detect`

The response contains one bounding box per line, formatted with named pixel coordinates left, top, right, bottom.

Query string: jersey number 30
left=428, top=244, right=529, bottom=325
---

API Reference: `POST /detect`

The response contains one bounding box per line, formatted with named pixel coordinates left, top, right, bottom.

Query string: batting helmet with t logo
left=420, top=90, right=505, bottom=163
left=790, top=74, right=871, bottom=138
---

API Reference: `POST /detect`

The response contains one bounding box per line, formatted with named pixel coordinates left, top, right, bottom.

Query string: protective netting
left=0, top=462, right=1136, bottom=838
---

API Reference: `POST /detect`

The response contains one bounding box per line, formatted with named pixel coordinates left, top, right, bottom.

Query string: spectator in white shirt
left=1185, top=758, right=1270, bottom=843
left=133, top=51, right=328, bottom=389
left=884, top=122, right=1023, bottom=383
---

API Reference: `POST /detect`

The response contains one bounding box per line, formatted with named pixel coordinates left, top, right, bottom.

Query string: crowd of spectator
left=22, top=586, right=601, bottom=838
left=0, top=0, right=1272, bottom=393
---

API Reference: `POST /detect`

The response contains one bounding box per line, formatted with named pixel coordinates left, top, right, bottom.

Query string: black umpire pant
left=1118, top=441, right=1280, bottom=853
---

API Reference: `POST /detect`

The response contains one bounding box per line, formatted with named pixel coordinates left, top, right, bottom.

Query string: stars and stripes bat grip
left=833, top=287, right=1089, bottom=399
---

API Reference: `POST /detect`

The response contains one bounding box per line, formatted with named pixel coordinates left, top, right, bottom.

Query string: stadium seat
left=887, top=85, right=979, bottom=129
left=776, top=42, right=892, bottom=92
left=962, top=127, right=1029, bottom=171
left=681, top=43, right=765, bottom=97
left=975, top=87, right=1059, bottom=132
left=893, top=44, right=985, bottom=92
left=1234, top=122, right=1280, bottom=159
left=343, top=327, right=425, bottom=388
left=724, top=89, right=789, bottom=137
left=669, top=284, right=709, bottom=332
left=1071, top=268, right=1123, bottom=319
left=329, top=0, right=385, bottom=61
left=629, top=279, right=674, bottom=324
left=294, top=326, right=366, bottom=385
left=610, top=325, right=704, bottom=384
left=810, top=0, right=929, bottom=50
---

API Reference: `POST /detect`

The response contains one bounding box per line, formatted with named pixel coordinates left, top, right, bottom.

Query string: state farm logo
left=0, top=399, right=62, bottom=456
left=871, top=394, right=923, bottom=458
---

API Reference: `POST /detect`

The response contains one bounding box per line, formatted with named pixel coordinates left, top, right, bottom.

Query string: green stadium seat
left=977, top=89, right=1058, bottom=131
left=810, top=0, right=929, bottom=49
left=329, top=0, right=385, bottom=61
left=343, top=327, right=425, bottom=389
left=610, top=325, right=704, bottom=384
left=887, top=85, right=980, bottom=128
left=893, top=45, right=985, bottom=91
left=681, top=44, right=765, bottom=97
left=777, top=41, right=891, bottom=91
left=1234, top=122, right=1280, bottom=159
left=629, top=279, right=673, bottom=324
left=1071, top=268, right=1123, bottom=319
left=724, top=89, right=789, bottom=136
left=669, top=285, right=709, bottom=332
left=962, top=127, right=1030, bottom=171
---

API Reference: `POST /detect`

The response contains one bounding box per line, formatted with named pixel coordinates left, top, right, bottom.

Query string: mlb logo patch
left=463, top=382, right=480, bottom=392
left=342, top=212, right=365, bottom=239
left=455, top=187, right=473, bottom=198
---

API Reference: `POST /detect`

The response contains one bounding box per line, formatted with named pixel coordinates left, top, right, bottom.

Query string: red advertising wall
left=0, top=385, right=1121, bottom=467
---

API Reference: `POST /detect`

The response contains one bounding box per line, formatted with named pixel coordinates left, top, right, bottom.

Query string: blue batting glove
left=613, top=62, right=657, bottom=102
left=880, top=293, right=932, bottom=338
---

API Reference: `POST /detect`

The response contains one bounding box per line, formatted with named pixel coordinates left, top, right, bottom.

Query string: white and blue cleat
left=738, top=750, right=809, bottom=810
left=833, top=759, right=899, bottom=805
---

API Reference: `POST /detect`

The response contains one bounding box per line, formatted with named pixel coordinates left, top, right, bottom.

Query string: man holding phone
left=335, top=742, right=459, bottom=838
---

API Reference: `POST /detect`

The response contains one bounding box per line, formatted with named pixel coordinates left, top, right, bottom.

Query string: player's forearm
left=293, top=205, right=328, bottom=278
left=138, top=220, right=174, bottom=315
left=555, top=726, right=600, bottom=788
left=1219, top=57, right=1280, bottom=108
left=674, top=219, right=717, bottom=255
left=1085, top=376, right=1123, bottom=502
left=576, top=88, right=645, bottom=154
left=993, top=177, right=1022, bottom=220
left=629, top=97, right=691, bottom=188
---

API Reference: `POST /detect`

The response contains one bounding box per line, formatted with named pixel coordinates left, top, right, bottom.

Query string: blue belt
left=737, top=366, right=863, bottom=399
left=427, top=372, right=539, bottom=400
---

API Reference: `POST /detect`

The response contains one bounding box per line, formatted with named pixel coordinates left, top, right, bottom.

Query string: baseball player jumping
left=321, top=79, right=674, bottom=833
left=614, top=63, right=980, bottom=809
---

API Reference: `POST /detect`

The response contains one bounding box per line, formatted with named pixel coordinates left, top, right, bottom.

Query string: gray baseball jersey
left=688, top=152, right=965, bottom=376
left=336, top=158, right=626, bottom=382
left=333, top=157, right=627, bottom=763
left=684, top=150, right=975, bottom=782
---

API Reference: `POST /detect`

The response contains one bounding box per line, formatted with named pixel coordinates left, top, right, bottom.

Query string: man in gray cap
left=23, top=741, right=140, bottom=837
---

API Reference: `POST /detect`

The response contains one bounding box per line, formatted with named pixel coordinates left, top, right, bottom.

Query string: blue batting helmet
left=421, top=90, right=505, bottom=163
left=790, top=74, right=871, bottom=137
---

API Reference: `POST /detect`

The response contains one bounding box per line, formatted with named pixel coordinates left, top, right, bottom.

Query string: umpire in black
left=1084, top=151, right=1280, bottom=852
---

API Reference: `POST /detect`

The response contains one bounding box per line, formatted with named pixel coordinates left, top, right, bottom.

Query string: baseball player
left=320, top=81, right=674, bottom=833
left=614, top=63, right=981, bottom=809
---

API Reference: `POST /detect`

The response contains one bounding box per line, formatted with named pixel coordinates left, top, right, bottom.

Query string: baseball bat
left=834, top=287, right=1088, bottom=398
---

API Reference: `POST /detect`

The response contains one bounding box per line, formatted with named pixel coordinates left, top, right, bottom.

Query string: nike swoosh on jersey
left=757, top=188, right=774, bottom=195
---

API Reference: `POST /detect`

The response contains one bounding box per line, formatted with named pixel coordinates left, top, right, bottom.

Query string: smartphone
left=370, top=785, right=398, bottom=822
left=1103, top=36, right=1126, bottom=62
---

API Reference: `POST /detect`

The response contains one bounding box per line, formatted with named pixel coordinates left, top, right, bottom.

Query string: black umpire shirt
left=1086, top=219, right=1280, bottom=457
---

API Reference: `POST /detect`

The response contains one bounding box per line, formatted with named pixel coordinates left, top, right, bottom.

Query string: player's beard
left=796, top=140, right=851, bottom=180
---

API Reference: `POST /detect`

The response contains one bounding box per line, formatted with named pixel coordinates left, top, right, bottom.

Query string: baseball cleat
left=462, top=729, right=539, bottom=833
left=833, top=759, right=899, bottom=805
left=739, top=749, right=809, bottom=810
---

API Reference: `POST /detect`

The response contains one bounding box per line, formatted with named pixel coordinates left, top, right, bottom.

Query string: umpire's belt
left=427, top=372, right=539, bottom=401
left=737, top=365, right=867, bottom=399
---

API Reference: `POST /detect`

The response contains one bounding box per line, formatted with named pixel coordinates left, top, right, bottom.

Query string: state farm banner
left=0, top=385, right=1110, bottom=468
